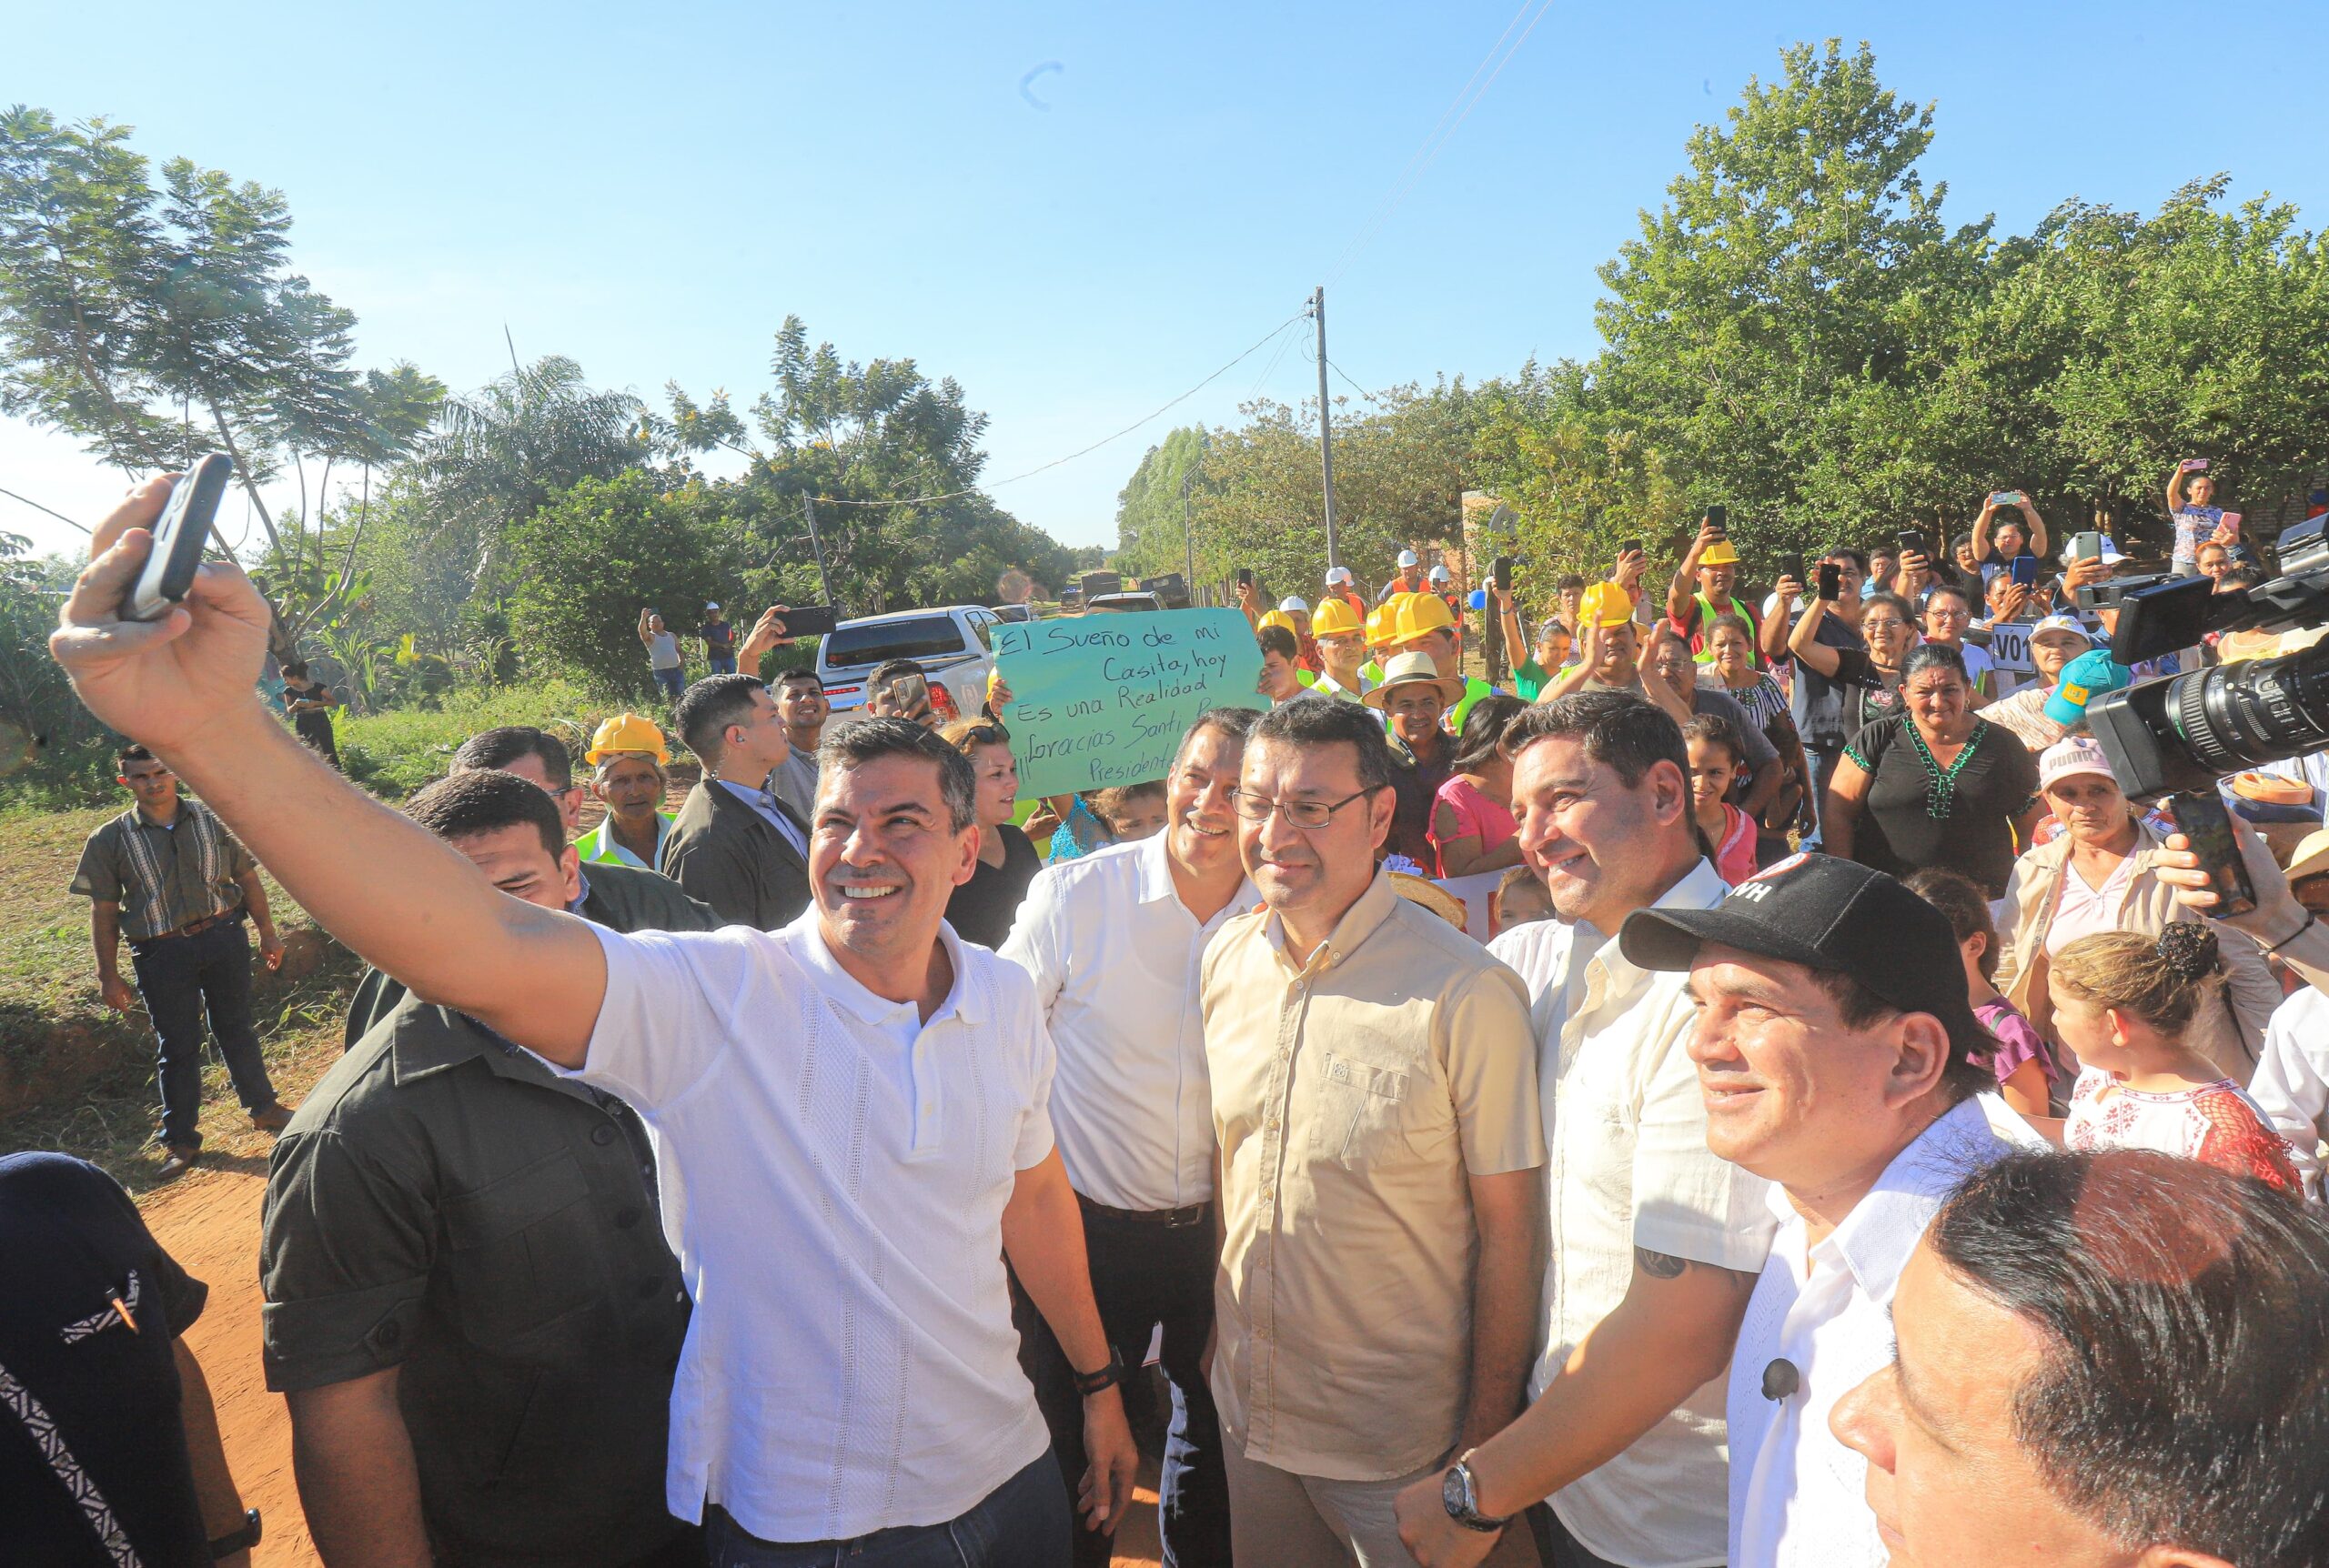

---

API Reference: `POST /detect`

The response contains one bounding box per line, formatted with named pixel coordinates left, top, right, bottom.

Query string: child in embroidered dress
left=2052, top=924, right=2297, bottom=1190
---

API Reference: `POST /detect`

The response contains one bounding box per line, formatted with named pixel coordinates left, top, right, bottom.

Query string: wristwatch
left=208, top=1507, right=262, bottom=1559
left=1441, top=1452, right=1507, bottom=1533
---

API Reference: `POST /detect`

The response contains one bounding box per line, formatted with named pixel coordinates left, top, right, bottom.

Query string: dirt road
left=140, top=1133, right=1168, bottom=1567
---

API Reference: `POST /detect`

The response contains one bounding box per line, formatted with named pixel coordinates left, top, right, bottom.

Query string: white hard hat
left=1397, top=548, right=1420, bottom=568
left=1325, top=565, right=1354, bottom=585
left=1278, top=596, right=1310, bottom=614
left=1427, top=564, right=1451, bottom=583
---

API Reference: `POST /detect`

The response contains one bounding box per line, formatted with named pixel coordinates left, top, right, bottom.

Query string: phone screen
left=1705, top=505, right=1727, bottom=535
left=2010, top=556, right=2041, bottom=588
left=1780, top=552, right=1806, bottom=587
left=1816, top=563, right=1841, bottom=602
left=2168, top=791, right=2257, bottom=917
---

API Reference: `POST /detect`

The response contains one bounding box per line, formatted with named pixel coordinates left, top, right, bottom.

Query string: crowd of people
left=13, top=463, right=2329, bottom=1568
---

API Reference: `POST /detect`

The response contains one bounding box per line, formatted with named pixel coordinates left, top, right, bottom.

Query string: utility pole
left=802, top=493, right=836, bottom=611
left=1312, top=286, right=1340, bottom=572
left=1179, top=467, right=1198, bottom=592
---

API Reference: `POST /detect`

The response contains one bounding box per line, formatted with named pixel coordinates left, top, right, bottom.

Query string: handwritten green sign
left=993, top=608, right=1263, bottom=798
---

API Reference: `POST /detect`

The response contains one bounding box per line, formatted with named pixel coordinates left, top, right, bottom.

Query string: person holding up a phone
left=1765, top=549, right=1870, bottom=848
left=2166, top=458, right=2236, bottom=576
left=1970, top=491, right=2049, bottom=587
left=1665, top=510, right=1760, bottom=666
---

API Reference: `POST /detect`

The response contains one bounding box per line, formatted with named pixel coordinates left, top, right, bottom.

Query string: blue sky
left=6, top=0, right=2325, bottom=561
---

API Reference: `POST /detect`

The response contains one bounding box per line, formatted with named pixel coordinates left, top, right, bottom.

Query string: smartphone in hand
left=2167, top=790, right=2257, bottom=918
left=1493, top=555, right=1513, bottom=592
left=2181, top=458, right=2210, bottom=474
left=778, top=605, right=838, bottom=638
left=127, top=454, right=231, bottom=622
left=1780, top=551, right=1806, bottom=588
left=1704, top=505, right=1728, bottom=537
left=1618, top=538, right=1643, bottom=560
left=1816, top=563, right=1842, bottom=602
left=1896, top=528, right=1931, bottom=561
left=2009, top=555, right=2042, bottom=588
left=2070, top=531, right=2103, bottom=563
left=1236, top=568, right=1254, bottom=589
left=1988, top=491, right=2021, bottom=507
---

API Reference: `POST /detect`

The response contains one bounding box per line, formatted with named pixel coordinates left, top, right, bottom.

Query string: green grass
left=337, top=675, right=610, bottom=798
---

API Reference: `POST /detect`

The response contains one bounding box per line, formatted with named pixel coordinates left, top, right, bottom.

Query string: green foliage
left=0, top=539, right=118, bottom=807
left=0, top=106, right=442, bottom=644
left=502, top=471, right=756, bottom=699
left=334, top=675, right=600, bottom=799
left=660, top=317, right=1091, bottom=613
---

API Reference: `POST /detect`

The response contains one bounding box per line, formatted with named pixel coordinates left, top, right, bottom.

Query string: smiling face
left=447, top=823, right=580, bottom=912
left=1921, top=589, right=1972, bottom=648
left=593, top=754, right=664, bottom=824
left=1235, top=736, right=1391, bottom=926
left=1592, top=620, right=1640, bottom=686
left=1168, top=722, right=1245, bottom=880
left=775, top=674, right=830, bottom=739
left=810, top=753, right=978, bottom=963
left=1536, top=628, right=1573, bottom=671
left=1685, top=947, right=1941, bottom=1190
left=2188, top=474, right=2216, bottom=507
left=1860, top=603, right=1915, bottom=668
left=1510, top=732, right=1691, bottom=931
left=1708, top=620, right=1754, bottom=681
left=1830, top=1245, right=2125, bottom=1567
left=1385, top=683, right=1447, bottom=748
left=1685, top=736, right=1737, bottom=813
left=966, top=740, right=1019, bottom=829
left=2031, top=632, right=2086, bottom=683
left=1649, top=633, right=1696, bottom=698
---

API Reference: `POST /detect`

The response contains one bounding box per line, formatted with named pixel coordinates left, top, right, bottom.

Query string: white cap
left=1427, top=564, right=1451, bottom=583
left=1397, top=548, right=1420, bottom=568
left=1326, top=565, right=1354, bottom=585
left=2039, top=736, right=2118, bottom=792
left=704, top=601, right=721, bottom=610
left=2060, top=537, right=2131, bottom=566
left=2028, top=613, right=2093, bottom=649
left=1278, top=595, right=1310, bottom=614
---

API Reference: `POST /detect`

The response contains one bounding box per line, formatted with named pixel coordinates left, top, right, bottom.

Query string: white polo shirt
left=2248, top=986, right=2329, bottom=1199
left=1492, top=859, right=1777, bottom=1568
left=1727, top=1094, right=2031, bottom=1567
left=571, top=910, right=1054, bottom=1541
left=998, top=834, right=1258, bottom=1212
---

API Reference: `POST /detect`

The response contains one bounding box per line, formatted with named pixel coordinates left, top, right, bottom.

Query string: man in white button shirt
left=999, top=707, right=1261, bottom=1567
left=1400, top=689, right=1774, bottom=1568
left=46, top=484, right=1136, bottom=1568
left=1618, top=852, right=2030, bottom=1568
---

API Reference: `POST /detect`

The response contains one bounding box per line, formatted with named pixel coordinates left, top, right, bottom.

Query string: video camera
left=2086, top=515, right=2329, bottom=800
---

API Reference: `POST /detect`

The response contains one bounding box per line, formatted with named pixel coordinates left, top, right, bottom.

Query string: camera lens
left=2168, top=641, right=2329, bottom=773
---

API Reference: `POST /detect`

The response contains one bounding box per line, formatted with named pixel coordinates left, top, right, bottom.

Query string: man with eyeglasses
left=1200, top=698, right=1545, bottom=1564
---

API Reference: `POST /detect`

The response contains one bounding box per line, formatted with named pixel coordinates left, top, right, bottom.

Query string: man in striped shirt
left=70, top=744, right=290, bottom=1181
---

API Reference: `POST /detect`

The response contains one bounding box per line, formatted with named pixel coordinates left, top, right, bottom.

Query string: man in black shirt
left=266, top=770, right=699, bottom=1568
left=1, top=1151, right=258, bottom=1567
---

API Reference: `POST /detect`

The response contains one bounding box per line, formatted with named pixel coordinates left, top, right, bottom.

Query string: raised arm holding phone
left=52, top=473, right=1137, bottom=1565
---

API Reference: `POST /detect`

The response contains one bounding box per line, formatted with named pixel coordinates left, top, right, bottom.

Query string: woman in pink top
left=1429, top=694, right=1526, bottom=878
left=1681, top=714, right=1759, bottom=885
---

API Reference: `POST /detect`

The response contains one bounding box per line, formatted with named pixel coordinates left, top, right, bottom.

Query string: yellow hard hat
left=1310, top=597, right=1363, bottom=637
left=585, top=712, right=670, bottom=766
left=1700, top=540, right=1740, bottom=568
left=1389, top=590, right=1457, bottom=644
left=1365, top=602, right=1397, bottom=648
left=1578, top=582, right=1635, bottom=628
left=1256, top=609, right=1298, bottom=638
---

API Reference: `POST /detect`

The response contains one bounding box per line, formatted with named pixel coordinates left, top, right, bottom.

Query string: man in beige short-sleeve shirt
left=1202, top=699, right=1545, bottom=1566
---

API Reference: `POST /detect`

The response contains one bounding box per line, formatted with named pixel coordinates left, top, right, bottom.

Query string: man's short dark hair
left=118, top=742, right=157, bottom=770
left=1174, top=706, right=1262, bottom=770
left=1824, top=546, right=1870, bottom=575
left=282, top=658, right=309, bottom=679
left=1928, top=1149, right=2329, bottom=1565
left=775, top=668, right=824, bottom=691
left=867, top=658, right=927, bottom=691
left=406, top=769, right=565, bottom=863
left=453, top=727, right=572, bottom=791
left=816, top=716, right=977, bottom=832
left=1256, top=625, right=1298, bottom=662
left=1502, top=688, right=1687, bottom=790
left=1556, top=572, right=1588, bottom=593
left=1248, top=697, right=1394, bottom=793
left=2221, top=565, right=2266, bottom=591
left=672, top=674, right=768, bottom=768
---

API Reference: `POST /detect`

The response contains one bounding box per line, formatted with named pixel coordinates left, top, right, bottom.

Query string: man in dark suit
left=663, top=674, right=813, bottom=929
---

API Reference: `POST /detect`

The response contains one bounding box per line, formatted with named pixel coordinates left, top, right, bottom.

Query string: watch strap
left=208, top=1506, right=262, bottom=1557
left=1445, top=1457, right=1507, bottom=1533
left=1073, top=1350, right=1127, bottom=1397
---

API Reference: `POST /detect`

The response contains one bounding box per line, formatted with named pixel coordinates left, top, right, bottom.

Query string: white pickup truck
left=815, top=605, right=1004, bottom=716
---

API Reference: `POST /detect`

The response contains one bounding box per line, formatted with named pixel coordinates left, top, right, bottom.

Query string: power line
left=1323, top=0, right=1557, bottom=289
left=0, top=485, right=92, bottom=536
left=815, top=308, right=1312, bottom=509
left=1326, top=357, right=1372, bottom=402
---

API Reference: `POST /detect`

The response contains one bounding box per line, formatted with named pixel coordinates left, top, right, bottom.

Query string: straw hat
left=1363, top=650, right=1466, bottom=710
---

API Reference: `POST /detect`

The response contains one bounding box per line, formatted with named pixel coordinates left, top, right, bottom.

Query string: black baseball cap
left=1619, top=852, right=1982, bottom=1042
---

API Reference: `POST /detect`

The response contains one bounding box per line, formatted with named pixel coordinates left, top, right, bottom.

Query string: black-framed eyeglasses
left=1228, top=787, right=1376, bottom=829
